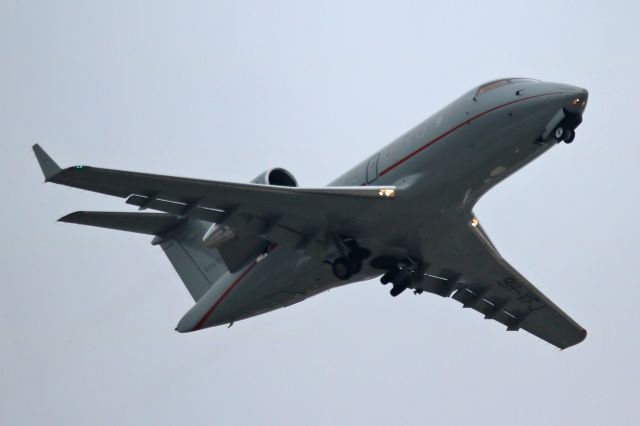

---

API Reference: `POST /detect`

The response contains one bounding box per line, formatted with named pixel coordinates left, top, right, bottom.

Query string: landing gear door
left=366, top=153, right=380, bottom=184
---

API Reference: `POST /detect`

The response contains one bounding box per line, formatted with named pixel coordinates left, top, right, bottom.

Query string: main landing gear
left=332, top=257, right=361, bottom=280
left=329, top=236, right=371, bottom=281
left=372, top=256, right=424, bottom=297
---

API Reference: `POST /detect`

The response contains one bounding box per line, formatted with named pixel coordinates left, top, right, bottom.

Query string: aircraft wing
left=33, top=144, right=396, bottom=250
left=411, top=213, right=586, bottom=349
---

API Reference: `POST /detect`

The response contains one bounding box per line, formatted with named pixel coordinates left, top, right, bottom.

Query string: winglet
left=32, top=144, right=61, bottom=182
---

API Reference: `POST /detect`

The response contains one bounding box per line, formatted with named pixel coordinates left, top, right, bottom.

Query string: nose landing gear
left=553, top=110, right=582, bottom=144
left=553, top=125, right=576, bottom=144
left=554, top=125, right=565, bottom=140
left=564, top=129, right=575, bottom=144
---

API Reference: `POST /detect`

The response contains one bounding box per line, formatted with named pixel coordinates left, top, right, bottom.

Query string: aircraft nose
left=549, top=83, right=588, bottom=113
left=538, top=83, right=588, bottom=143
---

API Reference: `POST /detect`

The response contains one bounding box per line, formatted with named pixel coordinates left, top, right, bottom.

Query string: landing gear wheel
left=554, top=125, right=565, bottom=141
left=380, top=268, right=399, bottom=285
left=564, top=130, right=575, bottom=144
left=390, top=283, right=408, bottom=297
left=332, top=257, right=354, bottom=280
left=351, top=258, right=363, bottom=275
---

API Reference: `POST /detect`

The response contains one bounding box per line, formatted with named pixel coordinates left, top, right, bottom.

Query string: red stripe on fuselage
left=193, top=93, right=560, bottom=329
left=375, top=92, right=559, bottom=178
left=192, top=260, right=259, bottom=331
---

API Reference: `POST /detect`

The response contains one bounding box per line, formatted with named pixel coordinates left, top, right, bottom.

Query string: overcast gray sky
left=2, top=1, right=639, bottom=425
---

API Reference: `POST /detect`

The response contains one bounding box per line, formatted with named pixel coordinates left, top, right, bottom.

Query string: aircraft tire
left=554, top=125, right=565, bottom=141
left=332, top=257, right=354, bottom=280
left=351, top=258, right=363, bottom=274
left=564, top=130, right=575, bottom=144
left=390, top=284, right=407, bottom=297
left=380, top=268, right=399, bottom=285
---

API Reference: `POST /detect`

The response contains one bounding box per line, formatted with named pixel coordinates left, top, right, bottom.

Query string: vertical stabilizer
left=33, top=144, right=62, bottom=181
left=157, top=219, right=228, bottom=301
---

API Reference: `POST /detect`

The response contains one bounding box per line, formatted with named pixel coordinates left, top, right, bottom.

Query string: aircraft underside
left=35, top=77, right=589, bottom=349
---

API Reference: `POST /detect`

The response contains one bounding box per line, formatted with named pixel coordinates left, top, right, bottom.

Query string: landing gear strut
left=553, top=110, right=582, bottom=144
left=373, top=257, right=424, bottom=297
left=554, top=125, right=577, bottom=144
left=332, top=257, right=362, bottom=280
left=329, top=236, right=369, bottom=281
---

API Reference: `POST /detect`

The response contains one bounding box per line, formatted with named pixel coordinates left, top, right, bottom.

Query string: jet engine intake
left=251, top=168, right=298, bottom=187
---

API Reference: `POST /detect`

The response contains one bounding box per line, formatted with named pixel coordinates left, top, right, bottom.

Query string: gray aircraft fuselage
left=176, top=78, right=588, bottom=332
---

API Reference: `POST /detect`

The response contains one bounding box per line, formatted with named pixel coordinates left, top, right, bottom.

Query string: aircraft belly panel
left=36, top=78, right=589, bottom=348
left=180, top=248, right=338, bottom=328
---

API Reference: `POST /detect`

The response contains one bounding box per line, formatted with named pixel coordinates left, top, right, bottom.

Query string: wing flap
left=126, top=194, right=226, bottom=223
left=452, top=288, right=520, bottom=329
left=413, top=213, right=587, bottom=349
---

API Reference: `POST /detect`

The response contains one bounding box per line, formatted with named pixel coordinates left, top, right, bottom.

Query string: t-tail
left=34, top=144, right=227, bottom=302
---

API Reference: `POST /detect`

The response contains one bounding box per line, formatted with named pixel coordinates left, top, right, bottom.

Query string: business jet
left=34, top=77, right=588, bottom=349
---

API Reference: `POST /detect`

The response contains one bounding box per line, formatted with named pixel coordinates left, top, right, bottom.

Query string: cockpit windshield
left=476, top=78, right=540, bottom=96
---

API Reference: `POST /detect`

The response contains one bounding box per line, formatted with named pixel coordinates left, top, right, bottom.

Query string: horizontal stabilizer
left=59, top=211, right=186, bottom=235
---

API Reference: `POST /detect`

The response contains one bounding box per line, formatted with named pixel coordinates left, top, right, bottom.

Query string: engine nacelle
left=251, top=168, right=298, bottom=187
left=202, top=168, right=297, bottom=249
